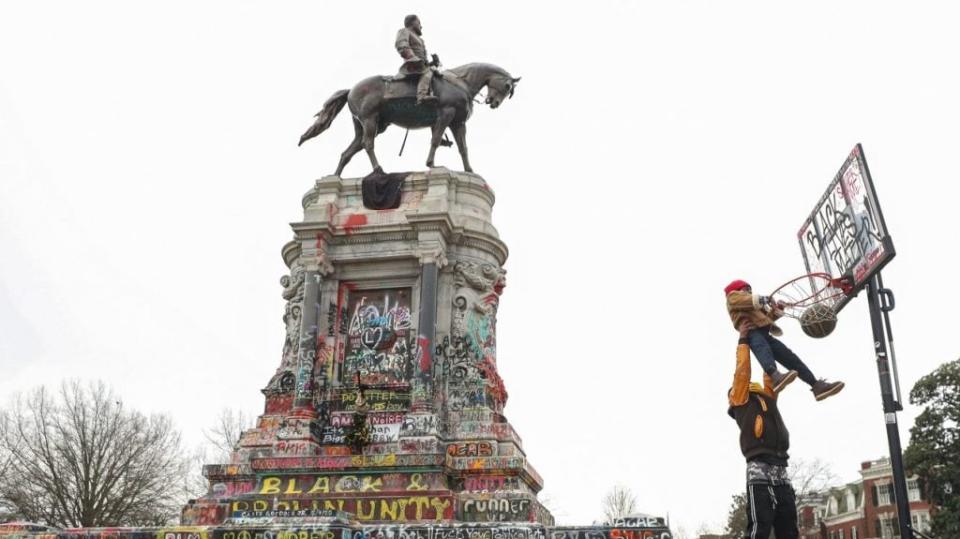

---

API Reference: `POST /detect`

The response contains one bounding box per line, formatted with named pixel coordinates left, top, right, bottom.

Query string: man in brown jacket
left=725, top=279, right=844, bottom=401
left=395, top=15, right=440, bottom=104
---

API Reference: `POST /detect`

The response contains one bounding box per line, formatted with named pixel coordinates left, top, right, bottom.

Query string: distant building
left=797, top=457, right=934, bottom=539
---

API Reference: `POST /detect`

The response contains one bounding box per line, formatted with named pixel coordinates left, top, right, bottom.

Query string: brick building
left=797, top=457, right=934, bottom=538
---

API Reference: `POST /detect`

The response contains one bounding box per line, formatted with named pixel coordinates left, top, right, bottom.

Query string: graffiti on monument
left=399, top=414, right=440, bottom=437
left=445, top=442, right=495, bottom=457
left=211, top=525, right=551, bottom=539
left=229, top=496, right=454, bottom=522
left=211, top=481, right=256, bottom=497
left=445, top=384, right=487, bottom=411
left=156, top=528, right=211, bottom=539
left=256, top=472, right=444, bottom=495
left=250, top=454, right=446, bottom=471
left=460, top=497, right=534, bottom=522
left=451, top=263, right=504, bottom=365
left=607, top=518, right=667, bottom=529
left=456, top=475, right=525, bottom=492
left=342, top=288, right=413, bottom=386
left=550, top=529, right=673, bottom=539
left=337, top=389, right=411, bottom=412
left=438, top=261, right=508, bottom=412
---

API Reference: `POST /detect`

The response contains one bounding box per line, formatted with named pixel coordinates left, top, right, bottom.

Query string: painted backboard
left=797, top=144, right=895, bottom=313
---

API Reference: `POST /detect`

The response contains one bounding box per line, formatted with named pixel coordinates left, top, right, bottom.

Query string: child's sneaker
left=811, top=379, right=845, bottom=401
left=770, top=370, right=799, bottom=393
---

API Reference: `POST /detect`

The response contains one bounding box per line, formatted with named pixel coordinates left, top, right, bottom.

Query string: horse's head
left=485, top=75, right=521, bottom=109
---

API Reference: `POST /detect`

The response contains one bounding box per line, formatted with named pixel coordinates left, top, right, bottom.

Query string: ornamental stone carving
left=264, top=259, right=305, bottom=395
left=448, top=261, right=508, bottom=410
left=451, top=261, right=505, bottom=341
left=279, top=259, right=305, bottom=370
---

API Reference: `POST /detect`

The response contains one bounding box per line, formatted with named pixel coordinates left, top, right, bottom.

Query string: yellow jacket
left=729, top=340, right=775, bottom=407
left=725, top=289, right=783, bottom=336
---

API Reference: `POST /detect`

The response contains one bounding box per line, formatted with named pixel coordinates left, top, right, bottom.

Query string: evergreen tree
left=904, top=358, right=960, bottom=537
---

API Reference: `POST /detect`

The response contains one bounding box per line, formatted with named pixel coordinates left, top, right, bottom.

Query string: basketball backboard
left=797, top=144, right=895, bottom=313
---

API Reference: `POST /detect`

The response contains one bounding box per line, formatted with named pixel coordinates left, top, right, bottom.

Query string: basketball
left=801, top=303, right=838, bottom=338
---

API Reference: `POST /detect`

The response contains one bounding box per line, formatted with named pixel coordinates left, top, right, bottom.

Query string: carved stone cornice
left=302, top=175, right=347, bottom=210
left=416, top=244, right=449, bottom=268
left=332, top=230, right=419, bottom=245
left=281, top=240, right=302, bottom=268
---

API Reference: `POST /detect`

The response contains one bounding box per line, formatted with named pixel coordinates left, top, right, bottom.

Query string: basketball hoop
left=770, top=273, right=853, bottom=338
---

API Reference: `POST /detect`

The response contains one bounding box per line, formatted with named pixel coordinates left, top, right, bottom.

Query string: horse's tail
left=298, top=89, right=349, bottom=146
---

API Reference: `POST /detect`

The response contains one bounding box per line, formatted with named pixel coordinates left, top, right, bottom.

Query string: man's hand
left=430, top=53, right=441, bottom=67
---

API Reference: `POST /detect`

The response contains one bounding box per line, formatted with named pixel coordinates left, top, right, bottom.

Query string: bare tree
left=789, top=458, right=839, bottom=500
left=201, top=408, right=254, bottom=462
left=0, top=381, right=192, bottom=527
left=695, top=522, right=717, bottom=537
left=724, top=459, right=838, bottom=538
left=0, top=423, right=13, bottom=522
left=601, top=484, right=638, bottom=523
left=537, top=489, right=567, bottom=524
left=184, top=408, right=256, bottom=501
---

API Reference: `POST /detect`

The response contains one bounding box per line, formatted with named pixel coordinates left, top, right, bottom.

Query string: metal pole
left=399, top=129, right=410, bottom=156
left=866, top=273, right=913, bottom=538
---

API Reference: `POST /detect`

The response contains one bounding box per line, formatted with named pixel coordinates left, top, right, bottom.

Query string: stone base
left=1, top=523, right=675, bottom=539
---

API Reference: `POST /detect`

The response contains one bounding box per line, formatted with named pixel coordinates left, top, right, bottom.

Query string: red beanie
left=724, top=279, right=750, bottom=295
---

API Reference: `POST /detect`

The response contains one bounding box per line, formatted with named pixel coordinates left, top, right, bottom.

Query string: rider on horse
left=298, top=20, right=520, bottom=177
left=395, top=15, right=441, bottom=105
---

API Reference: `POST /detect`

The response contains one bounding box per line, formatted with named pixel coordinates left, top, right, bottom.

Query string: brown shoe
left=770, top=370, right=799, bottom=393
left=811, top=379, right=845, bottom=401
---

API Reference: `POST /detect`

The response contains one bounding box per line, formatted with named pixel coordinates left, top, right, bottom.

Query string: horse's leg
left=450, top=122, right=472, bottom=173
left=360, top=115, right=383, bottom=174
left=426, top=107, right=455, bottom=168
left=335, top=118, right=364, bottom=177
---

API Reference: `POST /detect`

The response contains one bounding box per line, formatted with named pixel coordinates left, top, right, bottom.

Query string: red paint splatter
left=326, top=202, right=340, bottom=222
left=417, top=336, right=432, bottom=373
left=342, top=214, right=368, bottom=235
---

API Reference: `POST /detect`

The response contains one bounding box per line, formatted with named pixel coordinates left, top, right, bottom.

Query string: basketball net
left=770, top=273, right=853, bottom=324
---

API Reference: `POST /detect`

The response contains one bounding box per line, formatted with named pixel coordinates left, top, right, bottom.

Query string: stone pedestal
left=183, top=168, right=552, bottom=526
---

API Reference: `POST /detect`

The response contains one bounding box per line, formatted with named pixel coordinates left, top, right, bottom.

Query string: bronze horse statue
left=298, top=63, right=520, bottom=176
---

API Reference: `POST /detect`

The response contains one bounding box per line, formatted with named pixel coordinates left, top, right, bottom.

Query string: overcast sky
left=2, top=1, right=959, bottom=534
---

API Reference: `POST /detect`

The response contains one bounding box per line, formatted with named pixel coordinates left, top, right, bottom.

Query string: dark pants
left=747, top=327, right=817, bottom=386
left=745, top=483, right=798, bottom=539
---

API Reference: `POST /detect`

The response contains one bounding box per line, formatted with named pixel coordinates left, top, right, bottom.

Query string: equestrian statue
left=298, top=14, right=520, bottom=176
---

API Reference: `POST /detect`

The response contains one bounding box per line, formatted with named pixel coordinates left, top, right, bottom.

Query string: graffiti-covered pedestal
left=182, top=168, right=551, bottom=526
